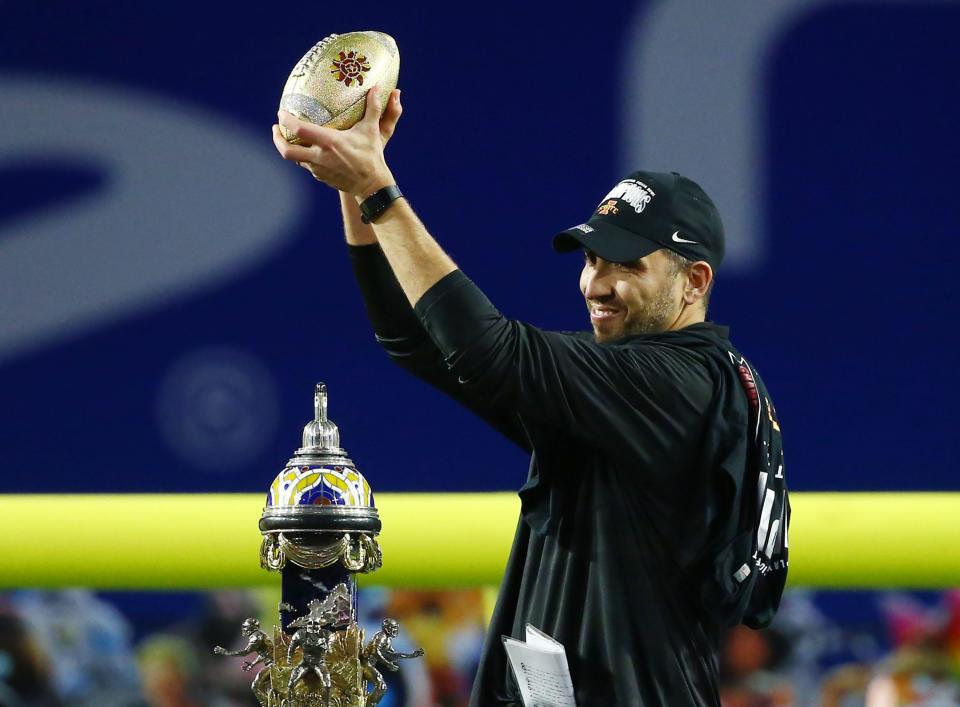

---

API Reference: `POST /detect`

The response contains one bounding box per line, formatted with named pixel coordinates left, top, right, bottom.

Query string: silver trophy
left=214, top=383, right=422, bottom=706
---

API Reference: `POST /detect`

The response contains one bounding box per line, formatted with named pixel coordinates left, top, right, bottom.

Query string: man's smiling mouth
left=590, top=305, right=623, bottom=321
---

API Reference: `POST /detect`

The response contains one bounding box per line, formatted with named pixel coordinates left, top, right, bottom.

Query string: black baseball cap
left=553, top=171, right=725, bottom=269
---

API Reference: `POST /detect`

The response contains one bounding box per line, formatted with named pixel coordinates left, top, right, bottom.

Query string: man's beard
left=593, top=280, right=677, bottom=343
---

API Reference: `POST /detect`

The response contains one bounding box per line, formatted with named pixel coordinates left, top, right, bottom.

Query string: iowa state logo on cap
left=596, top=200, right=618, bottom=215
left=596, top=179, right=656, bottom=215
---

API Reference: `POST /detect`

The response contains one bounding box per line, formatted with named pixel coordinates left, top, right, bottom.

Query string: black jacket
left=350, top=245, right=789, bottom=707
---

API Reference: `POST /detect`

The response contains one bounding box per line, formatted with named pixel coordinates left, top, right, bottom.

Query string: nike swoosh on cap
left=671, top=231, right=698, bottom=244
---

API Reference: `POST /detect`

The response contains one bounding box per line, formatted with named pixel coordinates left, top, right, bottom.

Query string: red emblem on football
left=331, top=50, right=371, bottom=87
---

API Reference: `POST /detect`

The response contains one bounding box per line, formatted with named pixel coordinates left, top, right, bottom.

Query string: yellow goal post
left=1, top=492, right=957, bottom=590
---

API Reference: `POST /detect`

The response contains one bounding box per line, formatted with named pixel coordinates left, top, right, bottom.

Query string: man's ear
left=683, top=261, right=713, bottom=306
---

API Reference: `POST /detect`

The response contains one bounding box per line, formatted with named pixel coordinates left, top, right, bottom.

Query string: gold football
left=279, top=31, right=400, bottom=143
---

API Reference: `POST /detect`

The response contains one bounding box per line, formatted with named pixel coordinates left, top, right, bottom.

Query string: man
left=272, top=88, right=789, bottom=706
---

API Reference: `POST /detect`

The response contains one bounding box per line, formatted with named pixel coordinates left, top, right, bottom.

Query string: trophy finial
left=301, top=382, right=340, bottom=451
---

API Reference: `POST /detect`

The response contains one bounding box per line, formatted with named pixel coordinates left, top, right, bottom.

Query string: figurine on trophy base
left=286, top=615, right=333, bottom=704
left=213, top=618, right=275, bottom=705
left=214, top=383, right=422, bottom=707
left=361, top=619, right=425, bottom=706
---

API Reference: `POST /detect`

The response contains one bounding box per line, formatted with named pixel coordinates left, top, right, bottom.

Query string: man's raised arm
left=322, top=96, right=445, bottom=367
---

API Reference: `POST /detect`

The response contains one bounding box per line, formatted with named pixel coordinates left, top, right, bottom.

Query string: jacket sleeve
left=348, top=244, right=530, bottom=452
left=414, top=269, right=714, bottom=463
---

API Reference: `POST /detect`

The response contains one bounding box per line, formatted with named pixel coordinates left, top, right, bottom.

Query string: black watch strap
left=360, top=185, right=403, bottom=224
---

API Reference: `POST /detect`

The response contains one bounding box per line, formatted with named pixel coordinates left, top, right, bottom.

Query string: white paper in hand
left=502, top=624, right=576, bottom=707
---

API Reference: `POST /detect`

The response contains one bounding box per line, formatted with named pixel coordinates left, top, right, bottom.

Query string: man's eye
left=583, top=250, right=596, bottom=264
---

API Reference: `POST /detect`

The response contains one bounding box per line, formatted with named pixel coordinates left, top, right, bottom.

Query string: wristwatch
left=360, top=185, right=403, bottom=224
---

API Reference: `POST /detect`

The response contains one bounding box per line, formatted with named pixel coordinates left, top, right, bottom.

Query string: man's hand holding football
left=272, top=86, right=402, bottom=198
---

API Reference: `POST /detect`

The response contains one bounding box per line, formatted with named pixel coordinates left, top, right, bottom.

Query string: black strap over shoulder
left=705, top=350, right=790, bottom=629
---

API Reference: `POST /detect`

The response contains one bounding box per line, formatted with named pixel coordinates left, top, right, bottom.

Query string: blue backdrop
left=2, top=1, right=958, bottom=495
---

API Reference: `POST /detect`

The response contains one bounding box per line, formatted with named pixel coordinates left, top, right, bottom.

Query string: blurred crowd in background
left=1, top=587, right=958, bottom=706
